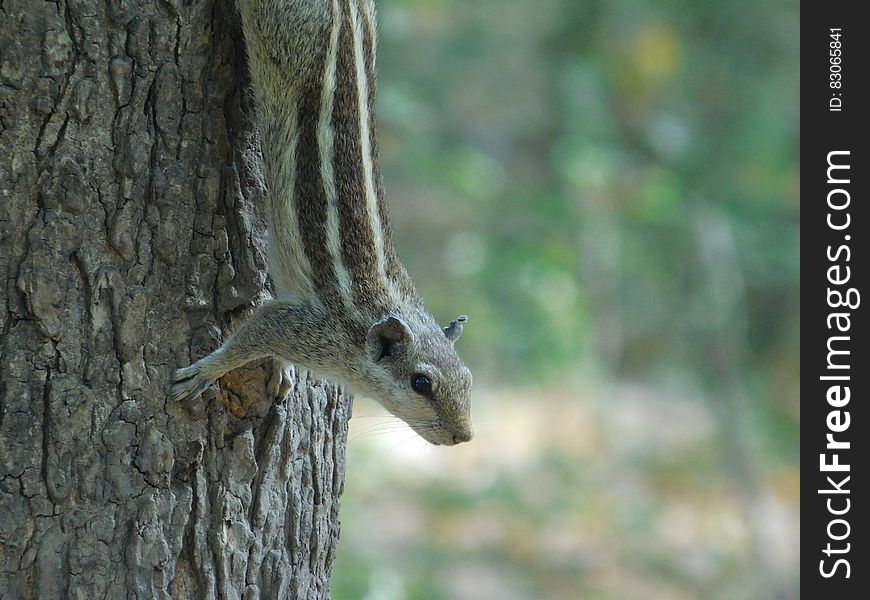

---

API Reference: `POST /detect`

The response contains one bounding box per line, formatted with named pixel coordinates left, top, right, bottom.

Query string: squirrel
left=171, top=0, right=473, bottom=446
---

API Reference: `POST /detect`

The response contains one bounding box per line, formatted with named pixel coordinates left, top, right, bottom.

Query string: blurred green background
left=334, top=0, right=799, bottom=598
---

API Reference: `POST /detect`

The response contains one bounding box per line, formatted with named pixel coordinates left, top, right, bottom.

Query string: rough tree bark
left=0, top=1, right=351, bottom=598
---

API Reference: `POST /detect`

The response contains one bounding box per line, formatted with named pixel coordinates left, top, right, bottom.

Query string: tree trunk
left=0, top=1, right=351, bottom=598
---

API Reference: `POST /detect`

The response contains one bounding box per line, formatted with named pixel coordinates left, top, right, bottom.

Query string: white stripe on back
left=348, top=0, right=398, bottom=303
left=319, top=0, right=358, bottom=312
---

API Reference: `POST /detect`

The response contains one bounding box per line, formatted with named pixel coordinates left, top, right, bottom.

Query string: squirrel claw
left=170, top=362, right=215, bottom=402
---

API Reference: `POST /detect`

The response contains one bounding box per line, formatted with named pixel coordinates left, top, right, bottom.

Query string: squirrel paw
left=267, top=360, right=294, bottom=402
left=170, top=361, right=216, bottom=402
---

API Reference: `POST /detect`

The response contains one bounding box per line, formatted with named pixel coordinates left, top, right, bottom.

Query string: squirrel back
left=242, top=0, right=418, bottom=329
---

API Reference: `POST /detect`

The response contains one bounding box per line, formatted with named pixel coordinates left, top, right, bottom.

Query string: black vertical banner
left=803, top=3, right=868, bottom=597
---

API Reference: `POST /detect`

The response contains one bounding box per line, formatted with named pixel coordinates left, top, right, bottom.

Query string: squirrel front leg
left=171, top=299, right=343, bottom=403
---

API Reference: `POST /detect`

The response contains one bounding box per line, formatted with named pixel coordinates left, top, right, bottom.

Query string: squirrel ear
left=443, top=315, right=468, bottom=343
left=368, top=316, right=413, bottom=361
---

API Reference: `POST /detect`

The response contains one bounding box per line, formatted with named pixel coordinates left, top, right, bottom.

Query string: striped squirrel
left=171, top=0, right=473, bottom=445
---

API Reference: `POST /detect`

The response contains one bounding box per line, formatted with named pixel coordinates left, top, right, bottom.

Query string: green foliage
left=333, top=0, right=799, bottom=597
left=378, top=0, right=797, bottom=387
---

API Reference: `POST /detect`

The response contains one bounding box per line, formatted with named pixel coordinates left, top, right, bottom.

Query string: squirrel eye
left=411, top=374, right=432, bottom=396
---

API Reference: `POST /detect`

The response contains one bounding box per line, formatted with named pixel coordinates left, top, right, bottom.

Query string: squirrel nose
left=452, top=429, right=473, bottom=444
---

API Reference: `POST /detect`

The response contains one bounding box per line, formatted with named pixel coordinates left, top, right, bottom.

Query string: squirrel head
left=360, top=313, right=473, bottom=445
